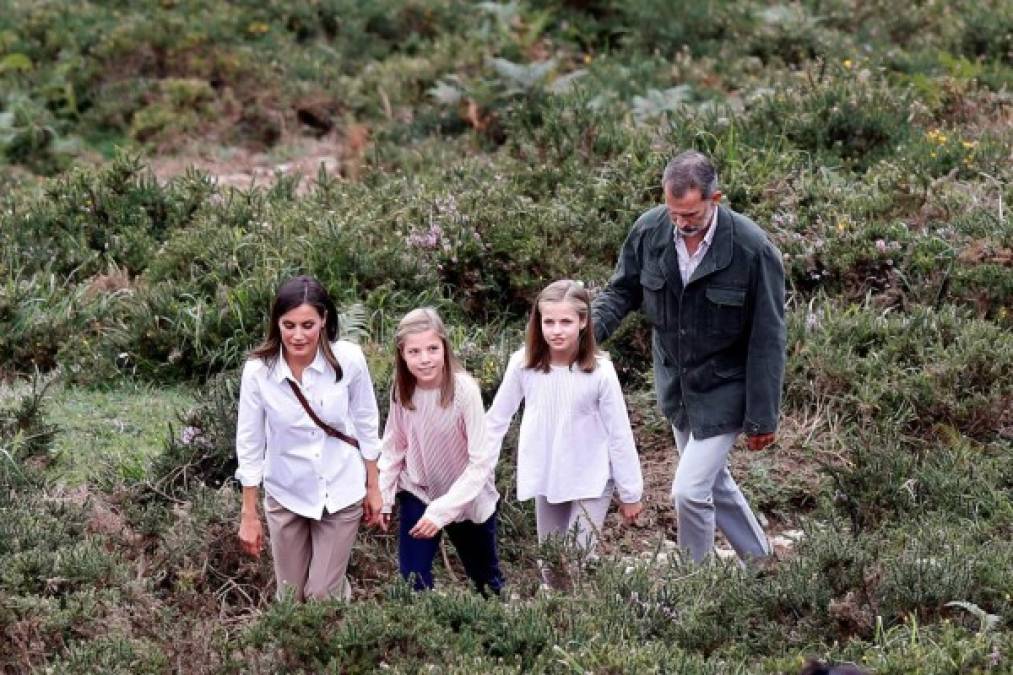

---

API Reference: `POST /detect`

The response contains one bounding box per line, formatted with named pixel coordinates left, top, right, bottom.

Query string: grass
left=47, top=381, right=194, bottom=484
left=1, top=0, right=1011, bottom=671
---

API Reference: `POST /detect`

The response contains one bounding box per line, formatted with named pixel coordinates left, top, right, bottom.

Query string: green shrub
left=48, top=636, right=170, bottom=675
left=786, top=302, right=1011, bottom=439
left=147, top=372, right=240, bottom=500
left=746, top=70, right=913, bottom=171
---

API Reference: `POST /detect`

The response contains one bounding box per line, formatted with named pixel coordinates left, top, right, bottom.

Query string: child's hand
left=376, top=513, right=391, bottom=531
left=409, top=517, right=440, bottom=539
left=618, top=501, right=643, bottom=525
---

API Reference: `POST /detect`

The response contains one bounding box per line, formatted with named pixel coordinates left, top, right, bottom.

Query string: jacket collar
left=687, top=205, right=734, bottom=285
left=651, top=204, right=734, bottom=289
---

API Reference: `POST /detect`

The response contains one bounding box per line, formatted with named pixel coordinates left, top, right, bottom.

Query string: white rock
left=714, top=547, right=737, bottom=560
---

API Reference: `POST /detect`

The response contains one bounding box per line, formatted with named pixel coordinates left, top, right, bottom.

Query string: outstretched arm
left=597, top=361, right=644, bottom=506
left=483, top=352, right=526, bottom=466
left=591, top=225, right=645, bottom=344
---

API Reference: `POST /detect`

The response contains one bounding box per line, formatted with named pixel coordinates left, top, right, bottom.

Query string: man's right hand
left=238, top=515, right=263, bottom=557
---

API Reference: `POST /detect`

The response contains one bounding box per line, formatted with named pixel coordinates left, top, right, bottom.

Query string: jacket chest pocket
left=640, top=269, right=671, bottom=329
left=704, top=286, right=746, bottom=338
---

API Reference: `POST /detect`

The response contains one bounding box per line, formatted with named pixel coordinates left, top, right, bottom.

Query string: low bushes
left=1, top=0, right=1010, bottom=671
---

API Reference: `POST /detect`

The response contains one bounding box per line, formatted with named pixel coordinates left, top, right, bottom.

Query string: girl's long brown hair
left=393, top=307, right=462, bottom=410
left=525, top=280, right=598, bottom=373
left=251, top=275, right=343, bottom=381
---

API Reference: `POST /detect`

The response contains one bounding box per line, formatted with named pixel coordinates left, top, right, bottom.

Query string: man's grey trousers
left=670, top=427, right=770, bottom=562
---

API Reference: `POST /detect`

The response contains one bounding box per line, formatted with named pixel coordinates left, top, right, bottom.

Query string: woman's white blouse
left=235, top=340, right=381, bottom=519
left=485, top=349, right=644, bottom=504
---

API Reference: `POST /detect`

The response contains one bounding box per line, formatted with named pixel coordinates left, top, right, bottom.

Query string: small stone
left=714, top=547, right=737, bottom=560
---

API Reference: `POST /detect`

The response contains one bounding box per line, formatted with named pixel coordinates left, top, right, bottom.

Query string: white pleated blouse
left=485, top=349, right=643, bottom=505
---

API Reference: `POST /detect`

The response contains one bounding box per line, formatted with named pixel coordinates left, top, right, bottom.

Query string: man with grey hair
left=592, top=150, right=786, bottom=563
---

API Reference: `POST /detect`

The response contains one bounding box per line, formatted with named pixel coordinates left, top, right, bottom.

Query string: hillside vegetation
left=1, top=1, right=1010, bottom=672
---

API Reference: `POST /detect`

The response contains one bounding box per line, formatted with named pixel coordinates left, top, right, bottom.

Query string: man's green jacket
left=592, top=204, right=787, bottom=440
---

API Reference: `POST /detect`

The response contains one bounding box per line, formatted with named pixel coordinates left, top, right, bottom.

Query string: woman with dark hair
left=235, top=275, right=382, bottom=601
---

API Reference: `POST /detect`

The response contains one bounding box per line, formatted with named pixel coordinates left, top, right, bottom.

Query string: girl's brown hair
left=393, top=307, right=462, bottom=410
left=525, top=279, right=598, bottom=373
left=251, top=275, right=343, bottom=381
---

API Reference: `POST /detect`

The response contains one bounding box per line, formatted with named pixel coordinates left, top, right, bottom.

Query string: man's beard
left=677, top=224, right=706, bottom=237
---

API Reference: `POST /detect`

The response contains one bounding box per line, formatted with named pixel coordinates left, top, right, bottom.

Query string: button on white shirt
left=235, top=340, right=381, bottom=519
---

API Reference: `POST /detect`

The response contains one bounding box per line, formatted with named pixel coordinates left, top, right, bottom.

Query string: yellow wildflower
left=842, top=58, right=853, bottom=69
left=247, top=22, right=270, bottom=35
left=961, top=140, right=977, bottom=149
left=926, top=129, right=948, bottom=145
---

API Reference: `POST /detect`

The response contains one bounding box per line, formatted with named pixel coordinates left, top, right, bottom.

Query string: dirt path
left=147, top=133, right=350, bottom=193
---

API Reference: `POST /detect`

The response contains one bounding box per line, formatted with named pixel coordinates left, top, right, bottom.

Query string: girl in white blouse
left=235, top=276, right=382, bottom=602
left=376, top=308, right=504, bottom=595
left=485, top=280, right=644, bottom=586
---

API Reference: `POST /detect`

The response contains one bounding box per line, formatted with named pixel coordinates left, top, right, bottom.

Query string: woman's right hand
left=238, top=514, right=264, bottom=557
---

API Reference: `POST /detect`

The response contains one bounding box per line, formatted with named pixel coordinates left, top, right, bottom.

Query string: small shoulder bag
left=286, top=378, right=360, bottom=449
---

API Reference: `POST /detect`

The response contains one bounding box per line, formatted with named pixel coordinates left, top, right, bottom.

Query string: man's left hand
left=746, top=433, right=775, bottom=451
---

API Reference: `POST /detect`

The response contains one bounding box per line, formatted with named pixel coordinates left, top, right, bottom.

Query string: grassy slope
left=1, top=0, right=1011, bottom=672
left=47, top=383, right=194, bottom=484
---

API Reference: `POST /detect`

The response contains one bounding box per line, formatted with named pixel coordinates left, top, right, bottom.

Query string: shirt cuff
left=422, top=505, right=450, bottom=529
left=234, top=467, right=263, bottom=487
left=358, top=440, right=381, bottom=462
left=616, top=484, right=643, bottom=504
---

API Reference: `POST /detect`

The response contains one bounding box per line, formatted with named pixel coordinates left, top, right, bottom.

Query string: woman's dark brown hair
left=525, top=279, right=598, bottom=373
left=251, top=275, right=343, bottom=381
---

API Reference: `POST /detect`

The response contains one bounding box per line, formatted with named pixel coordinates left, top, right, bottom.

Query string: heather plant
left=745, top=68, right=914, bottom=171
left=1, top=0, right=1011, bottom=671
left=0, top=377, right=55, bottom=498
left=147, top=372, right=241, bottom=501
left=785, top=301, right=1011, bottom=439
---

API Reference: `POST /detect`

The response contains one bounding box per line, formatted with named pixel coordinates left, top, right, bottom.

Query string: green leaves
left=487, top=56, right=556, bottom=94
left=631, top=84, right=693, bottom=124
left=0, top=52, right=32, bottom=73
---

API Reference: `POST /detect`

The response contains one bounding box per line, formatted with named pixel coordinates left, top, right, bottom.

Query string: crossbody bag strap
left=286, top=378, right=361, bottom=450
